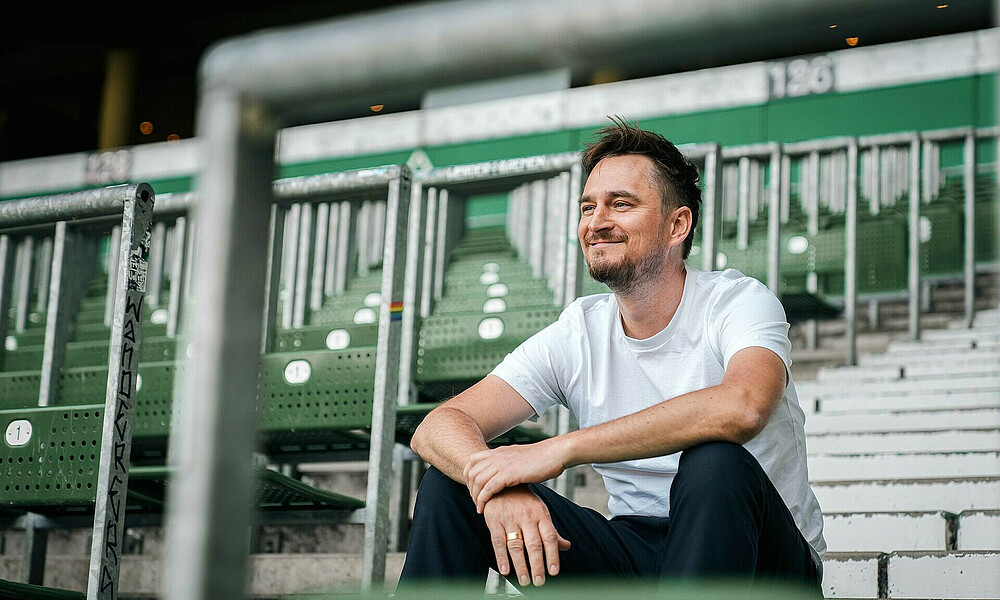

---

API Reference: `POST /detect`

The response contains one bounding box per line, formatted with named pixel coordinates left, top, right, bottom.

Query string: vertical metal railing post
left=162, top=90, right=277, bottom=600
left=362, top=168, right=411, bottom=590
left=390, top=180, right=427, bottom=554
left=767, top=148, right=782, bottom=294
left=0, top=235, right=16, bottom=363
left=309, top=202, right=330, bottom=314
left=261, top=205, right=286, bottom=354
left=420, top=188, right=438, bottom=318
left=280, top=203, right=301, bottom=329
left=334, top=201, right=357, bottom=294
left=291, top=202, right=314, bottom=327
left=166, top=217, right=188, bottom=338
left=701, top=145, right=723, bottom=272
left=323, top=202, right=340, bottom=298
left=35, top=236, right=52, bottom=317
left=529, top=179, right=547, bottom=278
left=148, top=222, right=167, bottom=307
left=104, top=228, right=120, bottom=328
left=87, top=183, right=155, bottom=600
left=962, top=129, right=977, bottom=328
left=554, top=164, right=581, bottom=500
left=38, top=223, right=73, bottom=407
left=907, top=135, right=922, bottom=342
left=563, top=164, right=585, bottom=301
left=14, top=236, right=34, bottom=332
left=736, top=157, right=750, bottom=250
left=844, top=141, right=859, bottom=366
left=804, top=152, right=820, bottom=350
left=433, top=189, right=449, bottom=303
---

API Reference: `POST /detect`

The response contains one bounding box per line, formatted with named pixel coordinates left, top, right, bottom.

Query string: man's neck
left=615, top=261, right=687, bottom=340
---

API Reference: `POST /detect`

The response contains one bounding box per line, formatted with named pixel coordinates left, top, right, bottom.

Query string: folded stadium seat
left=414, top=227, right=563, bottom=402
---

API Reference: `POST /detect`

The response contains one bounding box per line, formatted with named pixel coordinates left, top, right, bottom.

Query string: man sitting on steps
left=396, top=119, right=826, bottom=596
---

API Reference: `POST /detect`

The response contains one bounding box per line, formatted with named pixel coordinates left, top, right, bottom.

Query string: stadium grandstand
left=0, top=1, right=997, bottom=598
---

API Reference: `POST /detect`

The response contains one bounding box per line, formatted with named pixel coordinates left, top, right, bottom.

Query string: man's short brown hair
left=581, top=117, right=701, bottom=259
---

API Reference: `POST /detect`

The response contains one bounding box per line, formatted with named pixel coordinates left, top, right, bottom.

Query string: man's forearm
left=410, top=406, right=492, bottom=483
left=558, top=383, right=761, bottom=469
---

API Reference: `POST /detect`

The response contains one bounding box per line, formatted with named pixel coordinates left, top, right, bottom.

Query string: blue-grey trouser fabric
left=396, top=441, right=822, bottom=597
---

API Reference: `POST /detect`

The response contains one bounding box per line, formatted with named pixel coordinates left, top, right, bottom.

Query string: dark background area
left=1, top=0, right=994, bottom=162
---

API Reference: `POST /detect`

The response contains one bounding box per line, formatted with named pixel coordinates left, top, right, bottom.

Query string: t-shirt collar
left=615, top=267, right=694, bottom=352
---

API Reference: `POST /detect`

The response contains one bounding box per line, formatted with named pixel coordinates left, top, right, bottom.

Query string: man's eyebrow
left=578, top=191, right=642, bottom=204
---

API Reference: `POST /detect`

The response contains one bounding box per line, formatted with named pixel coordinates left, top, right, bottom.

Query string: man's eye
left=581, top=205, right=594, bottom=214
left=614, top=201, right=629, bottom=208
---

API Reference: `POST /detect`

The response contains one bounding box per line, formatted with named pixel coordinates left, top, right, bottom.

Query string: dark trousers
left=397, top=441, right=822, bottom=597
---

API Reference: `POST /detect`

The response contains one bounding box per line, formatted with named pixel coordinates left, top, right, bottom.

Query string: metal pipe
left=907, top=135, right=922, bottom=341
left=563, top=164, right=585, bottom=302
left=14, top=237, right=33, bottom=333
left=362, top=170, right=411, bottom=588
left=182, top=1, right=915, bottom=595
left=292, top=202, right=314, bottom=327
left=529, top=179, right=547, bottom=277
left=419, top=188, right=438, bottom=318
left=0, top=236, right=15, bottom=369
left=767, top=148, right=781, bottom=294
left=104, top=228, right=120, bottom=328
left=167, top=217, right=188, bottom=338
left=701, top=145, right=723, bottom=271
left=869, top=145, right=881, bottom=215
left=87, top=182, right=155, bottom=600
left=736, top=157, right=750, bottom=250
left=844, top=141, right=859, bottom=366
left=324, top=202, right=340, bottom=298
left=334, top=201, right=356, bottom=294
left=963, top=130, right=976, bottom=328
left=148, top=222, right=167, bottom=307
left=280, top=203, right=300, bottom=329
left=162, top=89, right=276, bottom=600
left=39, top=224, right=70, bottom=407
left=310, top=203, right=330, bottom=313
left=34, top=236, right=52, bottom=317
left=261, top=205, right=285, bottom=354
left=433, top=189, right=449, bottom=302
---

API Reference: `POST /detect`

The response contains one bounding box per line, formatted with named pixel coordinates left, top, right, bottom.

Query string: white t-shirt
left=490, top=267, right=827, bottom=564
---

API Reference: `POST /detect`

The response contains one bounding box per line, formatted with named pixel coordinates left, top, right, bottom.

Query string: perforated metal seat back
left=415, top=308, right=560, bottom=382
left=0, top=406, right=104, bottom=507
left=257, top=348, right=377, bottom=433
left=273, top=323, right=379, bottom=352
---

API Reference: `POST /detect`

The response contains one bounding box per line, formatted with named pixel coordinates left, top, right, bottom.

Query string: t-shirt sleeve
left=712, top=274, right=793, bottom=380
left=489, top=316, right=571, bottom=420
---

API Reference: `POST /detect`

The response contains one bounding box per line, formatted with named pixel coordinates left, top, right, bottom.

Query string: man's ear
left=669, top=206, right=692, bottom=247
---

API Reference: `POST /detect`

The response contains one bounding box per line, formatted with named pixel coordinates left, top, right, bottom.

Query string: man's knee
left=413, top=466, right=476, bottom=516
left=672, top=442, right=765, bottom=502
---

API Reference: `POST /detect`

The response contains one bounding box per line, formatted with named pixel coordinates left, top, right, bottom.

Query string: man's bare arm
left=466, top=346, right=787, bottom=511
left=409, top=374, right=538, bottom=483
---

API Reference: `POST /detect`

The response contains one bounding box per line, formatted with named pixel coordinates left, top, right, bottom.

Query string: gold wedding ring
left=506, top=531, right=522, bottom=542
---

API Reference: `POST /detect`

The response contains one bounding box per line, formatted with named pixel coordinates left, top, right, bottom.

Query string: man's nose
left=587, top=203, right=614, bottom=233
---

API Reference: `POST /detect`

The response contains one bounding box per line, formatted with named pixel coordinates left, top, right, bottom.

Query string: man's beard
left=586, top=239, right=668, bottom=297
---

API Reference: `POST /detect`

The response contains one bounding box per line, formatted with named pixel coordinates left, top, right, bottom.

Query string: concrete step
left=812, top=478, right=1000, bottom=514
left=812, top=391, right=1000, bottom=415
left=815, top=359, right=1000, bottom=383
left=807, top=451, right=1000, bottom=482
left=806, top=429, right=1000, bottom=454
left=886, top=338, right=1000, bottom=353
left=958, top=511, right=1000, bottom=551
left=860, top=348, right=1000, bottom=366
left=823, top=512, right=954, bottom=553
left=804, top=408, right=1000, bottom=434
left=821, top=552, right=885, bottom=599
left=797, top=374, right=1000, bottom=399
left=922, top=326, right=1000, bottom=342
left=0, top=552, right=408, bottom=596
left=887, top=551, right=1000, bottom=599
